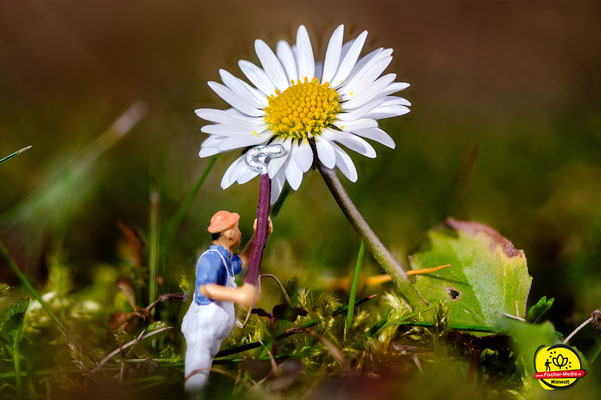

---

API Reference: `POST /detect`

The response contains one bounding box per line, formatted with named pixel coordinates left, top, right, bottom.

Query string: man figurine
left=181, top=210, right=271, bottom=392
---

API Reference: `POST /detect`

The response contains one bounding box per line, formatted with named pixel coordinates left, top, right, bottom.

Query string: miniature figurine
left=181, top=210, right=272, bottom=392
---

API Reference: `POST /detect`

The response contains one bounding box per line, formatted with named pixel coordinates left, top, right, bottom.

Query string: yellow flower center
left=264, top=77, right=341, bottom=139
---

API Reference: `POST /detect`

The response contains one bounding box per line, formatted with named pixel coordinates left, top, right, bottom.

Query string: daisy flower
left=196, top=24, right=411, bottom=203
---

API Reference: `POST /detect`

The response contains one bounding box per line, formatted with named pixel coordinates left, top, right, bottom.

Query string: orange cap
left=208, top=211, right=240, bottom=233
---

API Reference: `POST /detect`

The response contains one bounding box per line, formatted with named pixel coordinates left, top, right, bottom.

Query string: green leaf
left=410, top=218, right=532, bottom=327
left=1, top=298, right=30, bottom=341
left=500, top=319, right=560, bottom=380
left=526, top=296, right=555, bottom=323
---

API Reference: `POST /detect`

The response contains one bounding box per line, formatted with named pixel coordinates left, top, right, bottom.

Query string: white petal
left=379, top=82, right=411, bottom=97
left=339, top=56, right=392, bottom=98
left=296, top=25, right=315, bottom=81
left=237, top=166, right=260, bottom=185
left=221, top=155, right=246, bottom=188
left=344, top=47, right=386, bottom=83
left=255, top=40, right=289, bottom=91
left=331, top=143, right=357, bottom=182
left=343, top=74, right=397, bottom=109
left=331, top=31, right=367, bottom=87
left=239, top=80, right=270, bottom=107
left=267, top=138, right=292, bottom=178
left=364, top=105, right=410, bottom=120
left=314, top=61, right=323, bottom=81
left=195, top=108, right=264, bottom=126
left=295, top=140, right=313, bottom=172
left=367, top=106, right=411, bottom=119
left=379, top=96, right=411, bottom=107
left=270, top=170, right=286, bottom=204
left=341, top=50, right=392, bottom=93
left=207, top=81, right=264, bottom=117
left=238, top=60, right=277, bottom=96
left=201, top=135, right=226, bottom=147
left=201, top=124, right=267, bottom=136
left=315, top=136, right=336, bottom=168
left=323, top=129, right=376, bottom=158
left=216, top=134, right=271, bottom=152
left=199, top=146, right=220, bottom=158
left=336, top=97, right=387, bottom=121
left=321, top=24, right=344, bottom=84
left=284, top=144, right=303, bottom=190
left=334, top=119, right=378, bottom=131
left=219, top=70, right=264, bottom=108
left=352, top=127, right=396, bottom=149
left=340, top=39, right=355, bottom=60
left=276, top=40, right=298, bottom=83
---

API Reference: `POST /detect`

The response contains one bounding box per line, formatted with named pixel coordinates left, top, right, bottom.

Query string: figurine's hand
left=199, top=283, right=258, bottom=307
left=236, top=283, right=259, bottom=308
left=253, top=217, right=273, bottom=234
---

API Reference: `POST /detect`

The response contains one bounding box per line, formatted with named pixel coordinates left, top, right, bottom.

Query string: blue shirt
left=194, top=245, right=243, bottom=305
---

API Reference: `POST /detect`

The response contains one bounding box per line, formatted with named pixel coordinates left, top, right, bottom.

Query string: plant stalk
left=149, top=190, right=160, bottom=314
left=316, top=164, right=425, bottom=308
left=245, top=173, right=271, bottom=284
left=13, top=320, right=23, bottom=396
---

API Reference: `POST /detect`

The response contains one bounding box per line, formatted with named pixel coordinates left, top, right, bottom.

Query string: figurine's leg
left=183, top=303, right=213, bottom=392
left=182, top=301, right=236, bottom=393
left=184, top=340, right=213, bottom=391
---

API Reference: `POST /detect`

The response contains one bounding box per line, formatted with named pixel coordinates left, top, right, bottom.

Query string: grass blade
left=149, top=190, right=160, bottom=314
left=346, top=241, right=365, bottom=333
left=166, top=156, right=218, bottom=238
left=0, top=102, right=146, bottom=227
left=0, top=146, right=32, bottom=165
left=161, top=155, right=218, bottom=260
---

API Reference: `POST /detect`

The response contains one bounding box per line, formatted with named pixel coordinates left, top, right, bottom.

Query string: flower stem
left=245, top=173, right=271, bottom=284
left=317, top=164, right=425, bottom=308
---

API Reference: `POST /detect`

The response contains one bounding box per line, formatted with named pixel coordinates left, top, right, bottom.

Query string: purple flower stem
left=245, top=173, right=272, bottom=284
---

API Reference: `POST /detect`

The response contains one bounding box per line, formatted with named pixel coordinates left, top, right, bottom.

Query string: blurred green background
left=1, top=0, right=600, bottom=353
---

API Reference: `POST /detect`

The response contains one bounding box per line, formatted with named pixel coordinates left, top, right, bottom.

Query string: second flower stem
left=317, top=163, right=425, bottom=308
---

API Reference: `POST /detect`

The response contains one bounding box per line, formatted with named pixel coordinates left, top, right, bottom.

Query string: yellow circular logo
left=533, top=344, right=586, bottom=390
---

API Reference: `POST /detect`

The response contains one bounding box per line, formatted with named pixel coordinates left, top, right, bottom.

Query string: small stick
left=502, top=313, right=526, bottom=322
left=259, top=274, right=292, bottom=304
left=92, top=327, right=171, bottom=372
left=564, top=316, right=593, bottom=344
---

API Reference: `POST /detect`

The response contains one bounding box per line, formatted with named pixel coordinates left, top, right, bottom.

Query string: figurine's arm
left=238, top=217, right=273, bottom=267
left=199, top=282, right=258, bottom=307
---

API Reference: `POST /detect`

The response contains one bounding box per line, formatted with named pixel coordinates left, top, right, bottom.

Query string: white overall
left=182, top=249, right=237, bottom=392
